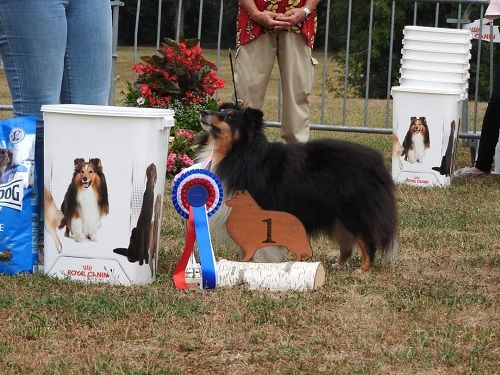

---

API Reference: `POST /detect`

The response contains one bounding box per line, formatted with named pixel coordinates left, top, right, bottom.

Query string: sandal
left=454, top=166, right=489, bottom=177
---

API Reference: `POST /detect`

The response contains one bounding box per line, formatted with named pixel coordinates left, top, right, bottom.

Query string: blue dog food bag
left=0, top=116, right=38, bottom=275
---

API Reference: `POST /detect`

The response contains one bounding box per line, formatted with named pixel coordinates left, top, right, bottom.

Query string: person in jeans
left=234, top=0, right=320, bottom=143
left=456, top=0, right=500, bottom=176
left=0, top=0, right=112, bottom=259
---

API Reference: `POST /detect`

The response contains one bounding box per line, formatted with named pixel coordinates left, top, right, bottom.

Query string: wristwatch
left=302, top=7, right=311, bottom=20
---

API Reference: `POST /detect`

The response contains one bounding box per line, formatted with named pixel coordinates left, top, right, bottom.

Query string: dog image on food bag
left=198, top=103, right=399, bottom=272
left=59, top=158, right=109, bottom=242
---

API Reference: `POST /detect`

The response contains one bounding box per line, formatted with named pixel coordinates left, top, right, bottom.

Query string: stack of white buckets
left=392, top=25, right=472, bottom=187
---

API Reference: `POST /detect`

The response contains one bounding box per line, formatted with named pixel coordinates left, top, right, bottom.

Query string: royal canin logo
left=67, top=265, right=110, bottom=279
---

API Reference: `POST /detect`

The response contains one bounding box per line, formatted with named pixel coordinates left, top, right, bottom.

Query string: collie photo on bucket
left=401, top=116, right=430, bottom=163
left=59, top=158, right=109, bottom=243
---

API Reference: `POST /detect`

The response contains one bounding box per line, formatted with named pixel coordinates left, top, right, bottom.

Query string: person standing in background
left=0, top=0, right=112, bottom=261
left=456, top=0, right=500, bottom=177
left=234, top=0, right=320, bottom=143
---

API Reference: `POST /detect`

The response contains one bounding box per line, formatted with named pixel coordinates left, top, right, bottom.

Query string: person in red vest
left=234, top=0, right=320, bottom=143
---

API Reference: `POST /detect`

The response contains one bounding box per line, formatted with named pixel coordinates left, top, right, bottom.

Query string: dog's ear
left=410, top=116, right=416, bottom=123
left=90, top=158, right=103, bottom=172
left=89, top=158, right=102, bottom=169
left=73, top=158, right=84, bottom=166
left=244, top=107, right=263, bottom=124
left=419, top=117, right=427, bottom=124
left=218, top=102, right=239, bottom=110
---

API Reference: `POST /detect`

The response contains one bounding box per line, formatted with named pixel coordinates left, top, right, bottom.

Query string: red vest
left=237, top=0, right=318, bottom=48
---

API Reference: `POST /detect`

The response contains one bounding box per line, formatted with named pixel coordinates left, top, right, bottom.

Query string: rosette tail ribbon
left=171, top=169, right=223, bottom=289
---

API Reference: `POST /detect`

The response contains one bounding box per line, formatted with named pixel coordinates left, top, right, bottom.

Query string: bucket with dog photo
left=42, top=105, right=174, bottom=285
left=391, top=86, right=463, bottom=187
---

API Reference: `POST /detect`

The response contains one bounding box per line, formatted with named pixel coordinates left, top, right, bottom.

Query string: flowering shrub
left=123, top=38, right=224, bottom=108
left=167, top=128, right=196, bottom=175
left=122, top=38, right=224, bottom=178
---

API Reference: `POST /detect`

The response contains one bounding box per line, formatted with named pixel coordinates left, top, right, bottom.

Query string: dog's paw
left=74, top=235, right=83, bottom=243
left=331, top=262, right=346, bottom=270
left=355, top=267, right=370, bottom=274
left=88, top=234, right=98, bottom=241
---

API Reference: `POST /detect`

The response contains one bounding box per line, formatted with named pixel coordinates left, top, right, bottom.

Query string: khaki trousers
left=235, top=31, right=316, bottom=143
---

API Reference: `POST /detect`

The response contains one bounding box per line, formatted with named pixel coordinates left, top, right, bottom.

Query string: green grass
left=0, top=47, right=499, bottom=374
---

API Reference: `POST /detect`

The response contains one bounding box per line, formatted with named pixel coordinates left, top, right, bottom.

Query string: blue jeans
left=0, top=0, right=112, bottom=247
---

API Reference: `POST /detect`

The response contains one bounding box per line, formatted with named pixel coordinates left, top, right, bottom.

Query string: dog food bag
left=0, top=116, right=38, bottom=275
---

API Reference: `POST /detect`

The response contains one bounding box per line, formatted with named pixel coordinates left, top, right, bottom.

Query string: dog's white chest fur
left=72, top=188, right=101, bottom=241
left=407, top=133, right=426, bottom=163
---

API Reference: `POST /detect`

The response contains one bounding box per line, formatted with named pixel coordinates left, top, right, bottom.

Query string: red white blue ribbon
left=171, top=169, right=223, bottom=289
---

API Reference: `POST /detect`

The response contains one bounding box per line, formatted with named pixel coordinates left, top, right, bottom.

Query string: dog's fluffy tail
left=381, top=232, right=399, bottom=263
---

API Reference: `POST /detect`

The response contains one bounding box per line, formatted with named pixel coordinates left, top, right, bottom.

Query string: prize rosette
left=171, top=169, right=223, bottom=289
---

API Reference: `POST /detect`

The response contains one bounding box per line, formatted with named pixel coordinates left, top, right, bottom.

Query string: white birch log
left=216, top=259, right=325, bottom=291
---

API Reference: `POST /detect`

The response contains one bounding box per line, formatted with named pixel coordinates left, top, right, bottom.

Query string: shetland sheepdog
left=198, top=103, right=398, bottom=272
left=44, top=186, right=64, bottom=253
left=433, top=120, right=457, bottom=176
left=59, top=158, right=109, bottom=242
left=401, top=116, right=430, bottom=163
left=113, top=163, right=157, bottom=265
left=148, top=194, right=162, bottom=275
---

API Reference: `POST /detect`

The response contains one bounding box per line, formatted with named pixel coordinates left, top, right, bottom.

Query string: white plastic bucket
left=400, top=67, right=469, bottom=82
left=42, top=105, right=174, bottom=285
left=403, top=38, right=471, bottom=53
left=402, top=48, right=471, bottom=63
left=400, top=57, right=470, bottom=72
left=391, top=86, right=463, bottom=187
left=403, top=25, right=471, bottom=43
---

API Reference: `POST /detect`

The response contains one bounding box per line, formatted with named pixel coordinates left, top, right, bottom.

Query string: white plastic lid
left=400, top=57, right=470, bottom=68
left=403, top=25, right=471, bottom=35
left=403, top=35, right=472, bottom=45
left=41, top=104, right=174, bottom=118
left=391, top=85, right=466, bottom=98
left=401, top=47, right=472, bottom=57
left=400, top=74, right=468, bottom=84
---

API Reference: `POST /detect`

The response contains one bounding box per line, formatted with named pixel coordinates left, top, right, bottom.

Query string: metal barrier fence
left=130, top=0, right=493, bottom=149
left=1, top=0, right=495, bottom=151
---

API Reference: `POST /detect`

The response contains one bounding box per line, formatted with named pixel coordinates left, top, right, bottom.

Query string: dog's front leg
left=87, top=220, right=100, bottom=241
left=71, top=218, right=84, bottom=242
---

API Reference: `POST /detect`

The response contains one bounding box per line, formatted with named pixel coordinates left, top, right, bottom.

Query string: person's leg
left=277, top=32, right=315, bottom=143
left=475, top=62, right=500, bottom=173
left=0, top=0, right=68, bottom=262
left=0, top=0, right=67, bottom=124
left=234, top=34, right=277, bottom=109
left=62, top=0, right=112, bottom=105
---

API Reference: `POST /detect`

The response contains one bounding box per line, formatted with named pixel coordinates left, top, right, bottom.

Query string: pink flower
left=180, top=154, right=194, bottom=167
left=167, top=152, right=177, bottom=172
left=176, top=129, right=194, bottom=140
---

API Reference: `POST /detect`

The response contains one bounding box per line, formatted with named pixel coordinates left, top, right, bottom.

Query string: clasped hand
left=253, top=9, right=306, bottom=31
